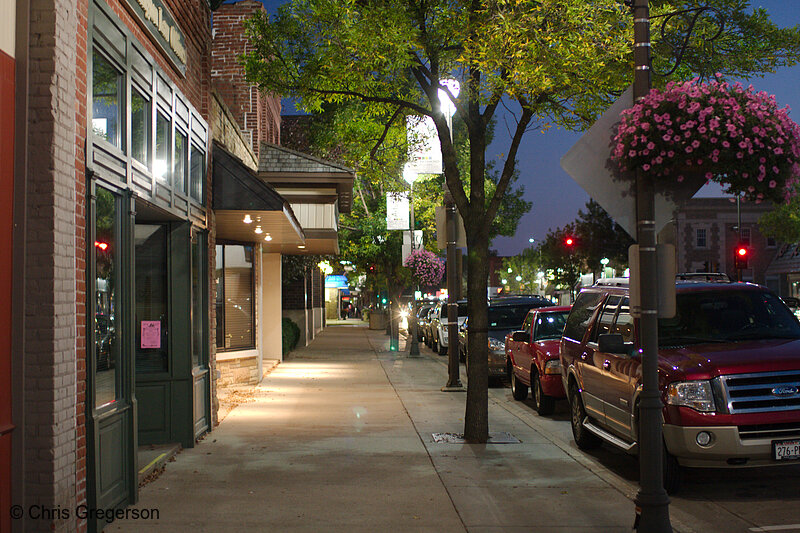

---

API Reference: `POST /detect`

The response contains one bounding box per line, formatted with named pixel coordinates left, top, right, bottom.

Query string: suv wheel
left=532, top=369, right=555, bottom=416
left=569, top=383, right=602, bottom=450
left=437, top=337, right=448, bottom=355
left=511, top=371, right=528, bottom=401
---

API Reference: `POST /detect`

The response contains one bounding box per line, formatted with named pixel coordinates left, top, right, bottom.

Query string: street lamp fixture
left=515, top=275, right=522, bottom=282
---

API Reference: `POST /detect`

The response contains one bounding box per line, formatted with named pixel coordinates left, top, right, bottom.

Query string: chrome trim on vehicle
left=718, top=370, right=800, bottom=414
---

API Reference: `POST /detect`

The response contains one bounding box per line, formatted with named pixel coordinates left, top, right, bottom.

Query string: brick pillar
left=24, top=0, right=83, bottom=530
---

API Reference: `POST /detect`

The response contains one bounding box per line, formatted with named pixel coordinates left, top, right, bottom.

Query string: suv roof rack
left=675, top=272, right=732, bottom=283
left=593, top=277, right=629, bottom=287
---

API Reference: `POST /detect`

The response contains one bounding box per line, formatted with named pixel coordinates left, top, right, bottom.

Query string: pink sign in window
left=140, top=320, right=161, bottom=349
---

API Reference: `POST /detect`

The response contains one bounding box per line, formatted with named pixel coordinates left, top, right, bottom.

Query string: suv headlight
left=488, top=338, right=505, bottom=352
left=667, top=380, right=716, bottom=412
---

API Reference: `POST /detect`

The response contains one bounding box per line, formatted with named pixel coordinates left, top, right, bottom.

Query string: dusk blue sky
left=250, top=0, right=800, bottom=256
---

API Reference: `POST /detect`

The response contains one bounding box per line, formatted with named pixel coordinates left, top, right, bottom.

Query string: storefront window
left=190, top=145, right=205, bottom=203
left=95, top=188, right=119, bottom=408
left=135, top=224, right=169, bottom=373
left=215, top=245, right=255, bottom=350
left=155, top=113, right=170, bottom=184
left=174, top=129, right=187, bottom=194
left=92, top=51, right=122, bottom=148
left=131, top=89, right=151, bottom=167
left=191, top=232, right=206, bottom=367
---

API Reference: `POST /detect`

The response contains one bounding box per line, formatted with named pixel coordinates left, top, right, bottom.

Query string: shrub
left=282, top=317, right=300, bottom=355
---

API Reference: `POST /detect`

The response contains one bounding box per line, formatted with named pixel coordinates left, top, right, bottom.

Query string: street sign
left=434, top=205, right=466, bottom=248
left=324, top=275, right=348, bottom=289
left=560, top=86, right=706, bottom=238
left=386, top=192, right=410, bottom=230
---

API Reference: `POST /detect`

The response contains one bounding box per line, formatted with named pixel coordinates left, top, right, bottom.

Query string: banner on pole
left=406, top=115, right=442, bottom=175
left=386, top=192, right=410, bottom=230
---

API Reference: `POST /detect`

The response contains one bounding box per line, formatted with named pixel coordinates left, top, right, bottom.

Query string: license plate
left=773, top=439, right=800, bottom=461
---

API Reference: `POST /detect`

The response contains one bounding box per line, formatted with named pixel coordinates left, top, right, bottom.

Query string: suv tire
left=437, top=338, right=448, bottom=355
left=532, top=369, right=555, bottom=416
left=511, top=372, right=528, bottom=401
left=569, top=383, right=602, bottom=450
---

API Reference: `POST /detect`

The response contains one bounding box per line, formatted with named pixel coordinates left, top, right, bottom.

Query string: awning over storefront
left=212, top=142, right=306, bottom=251
left=258, top=142, right=355, bottom=255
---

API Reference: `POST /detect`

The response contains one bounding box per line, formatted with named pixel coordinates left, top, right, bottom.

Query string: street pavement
left=110, top=323, right=666, bottom=532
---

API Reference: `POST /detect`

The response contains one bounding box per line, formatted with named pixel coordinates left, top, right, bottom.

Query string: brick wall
left=211, top=0, right=281, bottom=157
left=210, top=90, right=258, bottom=170
left=311, top=267, right=321, bottom=308
left=216, top=356, right=260, bottom=387
left=25, top=1, right=80, bottom=531
left=75, top=0, right=88, bottom=530
left=282, top=273, right=306, bottom=310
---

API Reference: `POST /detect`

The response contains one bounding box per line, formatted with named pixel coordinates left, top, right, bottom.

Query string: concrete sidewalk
left=110, top=324, right=640, bottom=532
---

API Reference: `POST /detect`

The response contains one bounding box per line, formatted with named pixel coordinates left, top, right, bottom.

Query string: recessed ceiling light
left=243, top=214, right=252, bottom=224
left=298, top=245, right=306, bottom=249
left=254, top=226, right=263, bottom=234
left=264, top=235, right=273, bottom=241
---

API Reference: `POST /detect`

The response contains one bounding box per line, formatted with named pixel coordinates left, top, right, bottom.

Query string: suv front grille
left=718, top=370, right=800, bottom=414
left=738, top=422, right=800, bottom=441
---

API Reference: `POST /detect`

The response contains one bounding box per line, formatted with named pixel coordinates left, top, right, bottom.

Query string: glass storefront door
left=88, top=186, right=135, bottom=527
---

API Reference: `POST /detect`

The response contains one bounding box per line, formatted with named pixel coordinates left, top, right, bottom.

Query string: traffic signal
left=734, top=244, right=749, bottom=269
left=565, top=237, right=574, bottom=246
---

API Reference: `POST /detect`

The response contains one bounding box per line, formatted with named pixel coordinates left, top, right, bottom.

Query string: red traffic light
left=565, top=237, right=574, bottom=246
left=734, top=244, right=749, bottom=269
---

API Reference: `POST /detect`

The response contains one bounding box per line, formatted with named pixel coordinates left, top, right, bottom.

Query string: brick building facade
left=674, top=197, right=776, bottom=287
left=11, top=0, right=215, bottom=531
left=8, top=1, right=350, bottom=530
left=210, top=0, right=280, bottom=159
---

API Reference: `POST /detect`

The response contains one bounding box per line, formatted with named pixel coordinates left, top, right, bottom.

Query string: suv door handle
left=602, top=360, right=611, bottom=370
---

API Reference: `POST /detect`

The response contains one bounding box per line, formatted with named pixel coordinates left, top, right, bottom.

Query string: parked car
left=421, top=305, right=437, bottom=347
left=461, top=296, right=552, bottom=379
left=505, top=305, right=571, bottom=414
left=429, top=300, right=468, bottom=355
left=415, top=302, right=436, bottom=342
left=560, top=277, right=800, bottom=493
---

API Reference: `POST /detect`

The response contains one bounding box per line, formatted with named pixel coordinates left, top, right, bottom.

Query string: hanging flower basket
left=403, top=249, right=444, bottom=287
left=611, top=77, right=800, bottom=204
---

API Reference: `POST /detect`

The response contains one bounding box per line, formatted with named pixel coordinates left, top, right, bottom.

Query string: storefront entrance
left=87, top=190, right=209, bottom=530
left=134, top=207, right=209, bottom=448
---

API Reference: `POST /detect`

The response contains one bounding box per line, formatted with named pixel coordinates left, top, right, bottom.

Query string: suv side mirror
left=511, top=331, right=528, bottom=342
left=598, top=333, right=628, bottom=354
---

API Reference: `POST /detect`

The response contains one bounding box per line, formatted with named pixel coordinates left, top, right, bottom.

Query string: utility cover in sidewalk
left=431, top=432, right=520, bottom=444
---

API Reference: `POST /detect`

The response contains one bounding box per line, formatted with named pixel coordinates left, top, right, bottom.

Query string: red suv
left=560, top=278, right=800, bottom=492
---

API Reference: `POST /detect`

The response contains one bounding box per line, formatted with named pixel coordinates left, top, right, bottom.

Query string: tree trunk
left=463, top=227, right=490, bottom=443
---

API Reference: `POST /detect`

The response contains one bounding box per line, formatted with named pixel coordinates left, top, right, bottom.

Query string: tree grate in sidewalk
left=431, top=432, right=521, bottom=444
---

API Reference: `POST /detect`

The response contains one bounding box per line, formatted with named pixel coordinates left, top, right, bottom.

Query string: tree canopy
left=243, top=0, right=800, bottom=442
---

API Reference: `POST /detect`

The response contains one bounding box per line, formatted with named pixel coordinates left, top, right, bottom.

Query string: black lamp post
left=631, top=1, right=672, bottom=531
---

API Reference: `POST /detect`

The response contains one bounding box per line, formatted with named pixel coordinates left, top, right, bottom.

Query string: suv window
left=563, top=291, right=605, bottom=342
left=521, top=311, right=534, bottom=332
left=658, top=289, right=800, bottom=346
left=612, top=299, right=634, bottom=343
left=592, top=295, right=622, bottom=342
